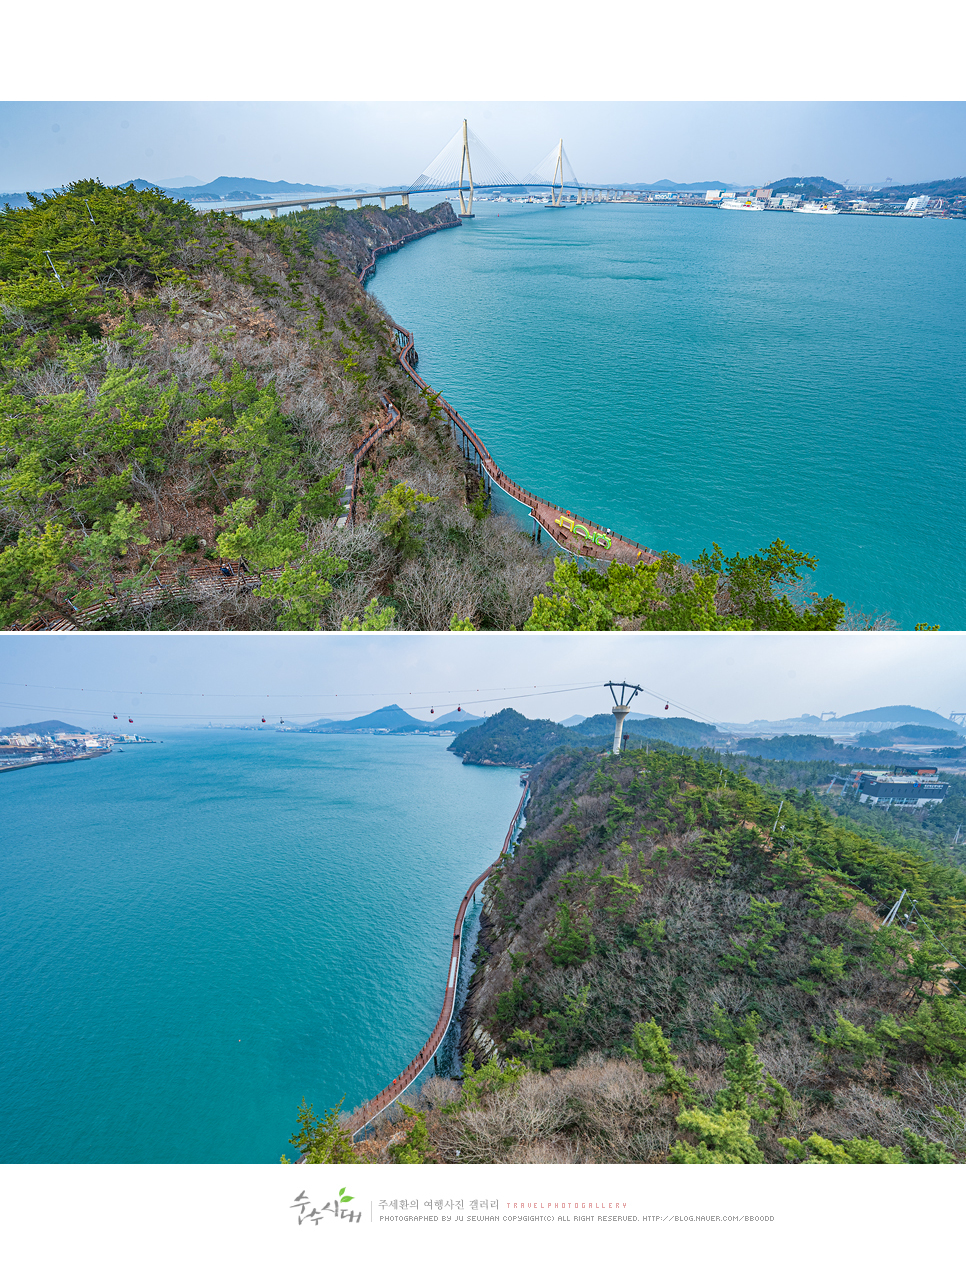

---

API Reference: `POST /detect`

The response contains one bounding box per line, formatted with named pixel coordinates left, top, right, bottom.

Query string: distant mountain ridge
left=298, top=704, right=420, bottom=732
left=867, top=176, right=966, bottom=199
left=604, top=180, right=734, bottom=191
left=571, top=714, right=718, bottom=747
left=121, top=176, right=352, bottom=199
left=837, top=706, right=965, bottom=732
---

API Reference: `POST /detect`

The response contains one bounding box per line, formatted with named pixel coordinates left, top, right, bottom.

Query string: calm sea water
left=0, top=732, right=521, bottom=1163
left=372, top=200, right=966, bottom=630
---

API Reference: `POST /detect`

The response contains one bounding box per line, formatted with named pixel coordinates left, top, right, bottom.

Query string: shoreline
left=0, top=749, right=112, bottom=774
left=359, top=227, right=657, bottom=568
left=331, top=782, right=530, bottom=1149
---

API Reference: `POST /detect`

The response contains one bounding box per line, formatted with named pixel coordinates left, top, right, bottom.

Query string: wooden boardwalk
left=385, top=320, right=658, bottom=567
left=338, top=783, right=530, bottom=1144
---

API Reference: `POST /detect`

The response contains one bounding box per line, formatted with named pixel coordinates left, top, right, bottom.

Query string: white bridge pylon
left=523, top=140, right=584, bottom=205
left=409, top=120, right=522, bottom=217
left=409, top=122, right=587, bottom=211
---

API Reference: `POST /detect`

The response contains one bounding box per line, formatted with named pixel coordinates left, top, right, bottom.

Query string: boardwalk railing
left=337, top=392, right=402, bottom=527
left=383, top=319, right=657, bottom=567
left=357, top=219, right=460, bottom=287
left=336, top=782, right=530, bottom=1146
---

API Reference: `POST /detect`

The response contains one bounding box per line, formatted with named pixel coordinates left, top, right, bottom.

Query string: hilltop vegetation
left=418, top=749, right=966, bottom=1162
left=449, top=709, right=587, bottom=767
left=312, top=745, right=966, bottom=1165
left=711, top=749, right=966, bottom=873
left=571, top=713, right=718, bottom=748
left=451, top=706, right=966, bottom=865
left=769, top=176, right=845, bottom=199
left=449, top=708, right=722, bottom=767
left=0, top=181, right=558, bottom=631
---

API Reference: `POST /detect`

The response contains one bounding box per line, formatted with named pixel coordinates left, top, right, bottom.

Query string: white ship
left=796, top=201, right=839, bottom=214
left=719, top=197, right=765, bottom=210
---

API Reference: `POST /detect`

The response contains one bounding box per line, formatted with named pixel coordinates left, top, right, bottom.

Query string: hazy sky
left=2, top=632, right=963, bottom=732
left=2, top=101, right=963, bottom=194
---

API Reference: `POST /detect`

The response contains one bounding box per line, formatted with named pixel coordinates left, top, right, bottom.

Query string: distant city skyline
left=1, top=101, right=964, bottom=196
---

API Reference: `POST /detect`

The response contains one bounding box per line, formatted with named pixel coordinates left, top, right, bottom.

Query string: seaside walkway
left=353, top=230, right=658, bottom=565
left=335, top=782, right=530, bottom=1145
left=381, top=315, right=658, bottom=567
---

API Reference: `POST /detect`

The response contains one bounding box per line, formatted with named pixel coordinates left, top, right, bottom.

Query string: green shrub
left=546, top=903, right=596, bottom=966
left=388, top=1104, right=433, bottom=1163
left=669, top=1107, right=765, bottom=1163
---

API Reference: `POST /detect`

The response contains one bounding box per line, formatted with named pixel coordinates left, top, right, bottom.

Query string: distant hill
left=737, top=733, right=932, bottom=764
left=391, top=716, right=482, bottom=735
left=837, top=706, right=965, bottom=733
left=559, top=715, right=587, bottom=727
left=0, top=719, right=83, bottom=736
left=769, top=175, right=845, bottom=196
left=299, top=704, right=420, bottom=732
left=160, top=176, right=345, bottom=199
left=448, top=709, right=723, bottom=767
left=431, top=710, right=482, bottom=727
left=449, top=708, right=596, bottom=766
left=1, top=188, right=59, bottom=209
left=872, top=177, right=966, bottom=199
left=571, top=714, right=718, bottom=747
left=609, top=180, right=735, bottom=191
left=855, top=725, right=960, bottom=746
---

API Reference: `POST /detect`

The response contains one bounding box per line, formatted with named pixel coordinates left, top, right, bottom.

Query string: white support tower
left=606, top=681, right=643, bottom=754
left=550, top=139, right=565, bottom=207
left=458, top=119, right=475, bottom=218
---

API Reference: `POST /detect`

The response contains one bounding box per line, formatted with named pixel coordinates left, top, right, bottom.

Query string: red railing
left=337, top=782, right=530, bottom=1144
left=384, top=319, right=657, bottom=566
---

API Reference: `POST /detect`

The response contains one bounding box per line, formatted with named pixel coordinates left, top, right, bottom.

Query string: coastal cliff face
left=300, top=201, right=460, bottom=276
left=0, top=183, right=553, bottom=630
left=448, top=744, right=966, bottom=1163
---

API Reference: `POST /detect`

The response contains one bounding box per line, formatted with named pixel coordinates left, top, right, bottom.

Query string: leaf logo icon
left=339, top=1187, right=354, bottom=1203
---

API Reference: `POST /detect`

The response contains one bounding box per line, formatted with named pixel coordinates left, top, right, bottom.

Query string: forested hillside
left=713, top=749, right=966, bottom=872
left=439, top=746, right=964, bottom=1163
left=312, top=745, right=966, bottom=1165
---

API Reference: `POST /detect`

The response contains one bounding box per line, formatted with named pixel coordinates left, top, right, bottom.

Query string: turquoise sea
left=372, top=200, right=966, bottom=630
left=0, top=732, right=521, bottom=1163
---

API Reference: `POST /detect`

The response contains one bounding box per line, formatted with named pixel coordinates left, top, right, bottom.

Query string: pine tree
left=283, top=1097, right=357, bottom=1164
left=388, top=1104, right=433, bottom=1163
left=669, top=1108, right=765, bottom=1163
left=628, top=1020, right=697, bottom=1102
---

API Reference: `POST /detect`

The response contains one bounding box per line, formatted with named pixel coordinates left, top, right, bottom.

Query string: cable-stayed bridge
left=214, top=121, right=637, bottom=219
